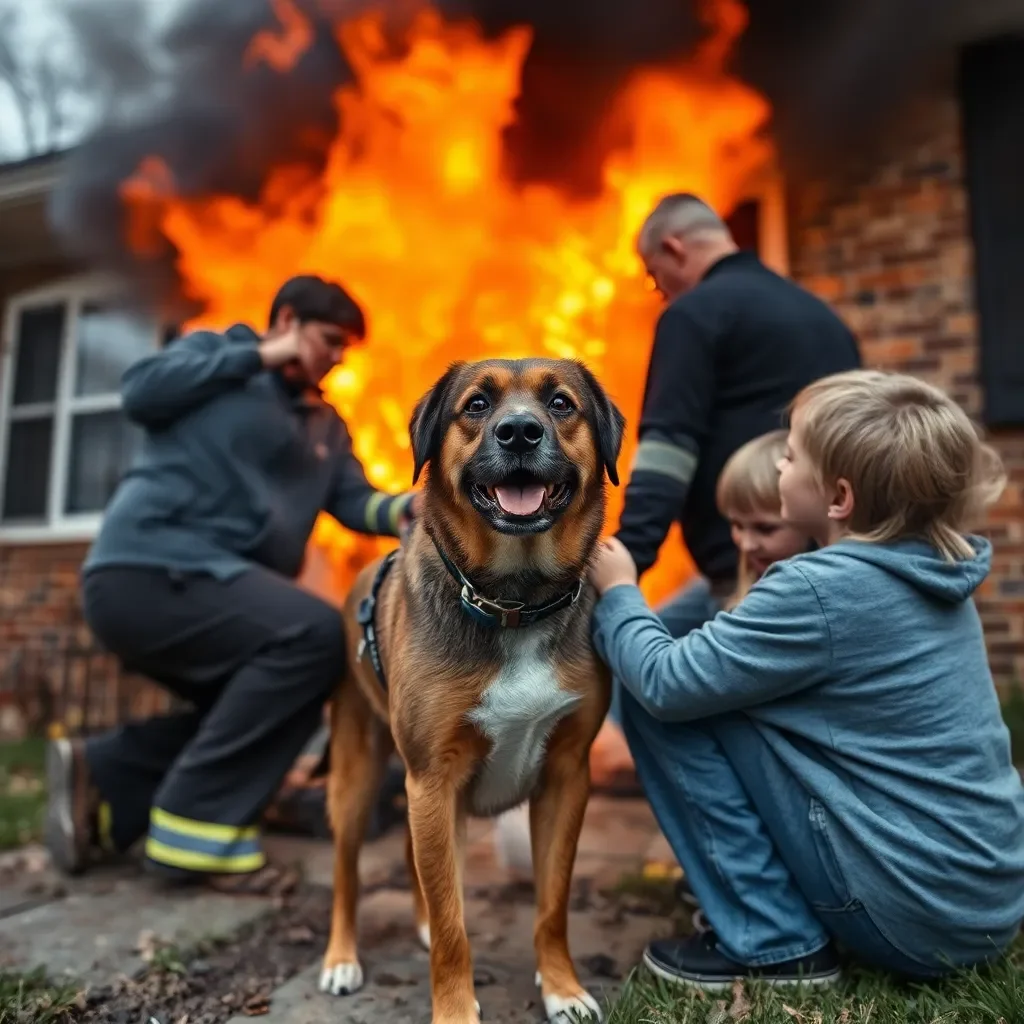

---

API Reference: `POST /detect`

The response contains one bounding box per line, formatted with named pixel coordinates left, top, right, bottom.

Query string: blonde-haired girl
left=715, top=429, right=811, bottom=609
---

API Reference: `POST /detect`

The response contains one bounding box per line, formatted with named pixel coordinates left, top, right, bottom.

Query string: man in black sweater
left=592, top=192, right=860, bottom=794
left=616, top=193, right=861, bottom=616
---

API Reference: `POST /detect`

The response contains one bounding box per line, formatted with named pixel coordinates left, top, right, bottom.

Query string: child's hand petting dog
left=589, top=537, right=639, bottom=595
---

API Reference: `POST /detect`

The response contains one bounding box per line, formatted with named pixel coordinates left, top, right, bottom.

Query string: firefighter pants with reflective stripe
left=81, top=564, right=343, bottom=875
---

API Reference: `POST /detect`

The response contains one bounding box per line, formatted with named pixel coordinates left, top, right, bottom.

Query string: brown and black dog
left=319, top=358, right=625, bottom=1024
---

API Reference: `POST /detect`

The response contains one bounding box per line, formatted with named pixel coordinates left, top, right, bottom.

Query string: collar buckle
left=461, top=584, right=526, bottom=628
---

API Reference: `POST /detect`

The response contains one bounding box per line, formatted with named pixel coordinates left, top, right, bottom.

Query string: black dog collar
left=356, top=548, right=398, bottom=690
left=433, top=541, right=583, bottom=629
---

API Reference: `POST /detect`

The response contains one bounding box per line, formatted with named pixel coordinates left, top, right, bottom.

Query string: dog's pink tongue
left=494, top=484, right=545, bottom=516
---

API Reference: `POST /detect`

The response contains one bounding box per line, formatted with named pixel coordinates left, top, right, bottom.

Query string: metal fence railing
left=1, top=638, right=172, bottom=739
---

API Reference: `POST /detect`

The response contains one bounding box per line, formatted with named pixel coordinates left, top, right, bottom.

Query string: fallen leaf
left=284, top=925, right=315, bottom=945
left=838, top=1011, right=851, bottom=1024
left=20, top=847, right=50, bottom=874
left=243, top=995, right=271, bottom=1016
left=707, top=1001, right=729, bottom=1024
left=135, top=930, right=158, bottom=963
left=728, top=980, right=751, bottom=1020
left=782, top=1007, right=804, bottom=1022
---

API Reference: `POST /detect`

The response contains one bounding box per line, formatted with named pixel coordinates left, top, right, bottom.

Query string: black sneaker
left=643, top=931, right=841, bottom=991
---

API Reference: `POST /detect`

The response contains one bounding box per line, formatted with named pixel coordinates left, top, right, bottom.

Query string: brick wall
left=0, top=543, right=170, bottom=735
left=789, top=90, right=1024, bottom=688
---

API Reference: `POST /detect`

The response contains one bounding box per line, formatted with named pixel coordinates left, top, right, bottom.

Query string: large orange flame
left=122, top=0, right=774, bottom=605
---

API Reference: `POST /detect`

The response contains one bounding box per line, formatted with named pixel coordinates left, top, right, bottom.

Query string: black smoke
left=45, top=0, right=1023, bottom=309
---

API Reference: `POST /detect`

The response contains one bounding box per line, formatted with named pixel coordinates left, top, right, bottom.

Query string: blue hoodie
left=593, top=537, right=1024, bottom=967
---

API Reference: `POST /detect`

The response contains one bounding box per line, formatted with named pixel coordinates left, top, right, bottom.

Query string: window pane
left=11, top=305, right=64, bottom=406
left=75, top=304, right=154, bottom=397
left=64, top=411, right=143, bottom=514
left=1, top=417, right=53, bottom=521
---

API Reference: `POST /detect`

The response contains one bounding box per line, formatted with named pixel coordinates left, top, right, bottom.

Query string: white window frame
left=0, top=272, right=159, bottom=544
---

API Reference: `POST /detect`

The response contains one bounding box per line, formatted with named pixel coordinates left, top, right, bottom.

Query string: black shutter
left=960, top=35, right=1024, bottom=427
left=727, top=199, right=760, bottom=255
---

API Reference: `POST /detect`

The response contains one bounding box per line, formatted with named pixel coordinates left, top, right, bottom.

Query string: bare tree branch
left=0, top=5, right=38, bottom=154
left=34, top=52, right=66, bottom=151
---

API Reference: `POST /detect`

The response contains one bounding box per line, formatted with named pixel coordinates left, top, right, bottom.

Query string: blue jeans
left=620, top=695, right=942, bottom=977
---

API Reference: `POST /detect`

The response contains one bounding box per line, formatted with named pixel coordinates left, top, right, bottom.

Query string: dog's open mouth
left=468, top=470, right=575, bottom=532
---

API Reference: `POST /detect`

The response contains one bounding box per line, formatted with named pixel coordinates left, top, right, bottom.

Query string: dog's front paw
left=536, top=974, right=602, bottom=1023
left=319, top=959, right=364, bottom=996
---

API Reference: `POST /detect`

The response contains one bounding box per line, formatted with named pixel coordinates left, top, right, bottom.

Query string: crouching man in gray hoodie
left=45, top=274, right=417, bottom=894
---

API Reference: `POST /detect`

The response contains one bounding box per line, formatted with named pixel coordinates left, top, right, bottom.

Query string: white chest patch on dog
left=467, top=631, right=581, bottom=818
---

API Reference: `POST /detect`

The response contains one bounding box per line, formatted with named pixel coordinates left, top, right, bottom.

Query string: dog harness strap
left=356, top=548, right=398, bottom=690
left=432, top=542, right=584, bottom=629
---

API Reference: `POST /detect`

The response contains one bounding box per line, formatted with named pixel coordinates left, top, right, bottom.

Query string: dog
left=319, top=358, right=625, bottom=1024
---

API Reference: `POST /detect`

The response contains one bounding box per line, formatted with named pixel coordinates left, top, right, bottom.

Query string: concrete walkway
left=0, top=795, right=680, bottom=1023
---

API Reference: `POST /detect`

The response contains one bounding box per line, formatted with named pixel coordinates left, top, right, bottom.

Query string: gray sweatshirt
left=84, top=324, right=412, bottom=580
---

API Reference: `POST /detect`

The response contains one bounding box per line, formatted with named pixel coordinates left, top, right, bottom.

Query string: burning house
left=0, top=0, right=1021, bottom=734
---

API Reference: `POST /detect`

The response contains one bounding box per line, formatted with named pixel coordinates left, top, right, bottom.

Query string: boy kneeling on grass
left=588, top=369, right=1024, bottom=989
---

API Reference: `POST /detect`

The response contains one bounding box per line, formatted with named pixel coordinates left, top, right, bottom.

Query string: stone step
left=0, top=865, right=271, bottom=987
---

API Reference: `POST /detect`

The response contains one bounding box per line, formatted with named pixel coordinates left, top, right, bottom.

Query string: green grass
left=0, top=969, right=80, bottom=1024
left=0, top=738, right=46, bottom=851
left=605, top=936, right=1024, bottom=1024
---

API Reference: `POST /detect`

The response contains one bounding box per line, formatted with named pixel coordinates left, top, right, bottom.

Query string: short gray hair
left=638, top=193, right=730, bottom=253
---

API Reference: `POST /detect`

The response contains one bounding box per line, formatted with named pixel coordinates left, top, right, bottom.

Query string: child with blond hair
left=589, top=369, right=1024, bottom=988
left=715, top=429, right=811, bottom=610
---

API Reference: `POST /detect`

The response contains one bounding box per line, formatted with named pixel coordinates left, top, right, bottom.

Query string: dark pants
left=81, top=565, right=344, bottom=875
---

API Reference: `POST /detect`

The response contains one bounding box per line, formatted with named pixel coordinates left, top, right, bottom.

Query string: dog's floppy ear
left=576, top=363, right=626, bottom=486
left=410, top=362, right=464, bottom=485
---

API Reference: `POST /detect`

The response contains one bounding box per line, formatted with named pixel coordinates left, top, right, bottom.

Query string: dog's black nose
left=494, top=412, right=545, bottom=452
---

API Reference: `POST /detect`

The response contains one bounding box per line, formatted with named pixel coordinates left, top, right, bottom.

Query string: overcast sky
left=0, top=0, right=183, bottom=162
left=1, top=1, right=78, bottom=159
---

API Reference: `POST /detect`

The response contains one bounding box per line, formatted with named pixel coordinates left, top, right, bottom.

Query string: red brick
left=790, top=88, right=1024, bottom=686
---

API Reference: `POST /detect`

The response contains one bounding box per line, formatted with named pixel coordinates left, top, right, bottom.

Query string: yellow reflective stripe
left=151, top=807, right=259, bottom=844
left=364, top=492, right=387, bottom=531
left=146, top=838, right=266, bottom=874
left=388, top=493, right=412, bottom=533
left=97, top=801, right=114, bottom=852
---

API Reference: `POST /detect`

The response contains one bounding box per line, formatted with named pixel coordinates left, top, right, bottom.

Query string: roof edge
left=0, top=150, right=68, bottom=205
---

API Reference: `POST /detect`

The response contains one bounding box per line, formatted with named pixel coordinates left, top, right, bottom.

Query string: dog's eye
left=464, top=395, right=490, bottom=415
left=549, top=393, right=575, bottom=415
